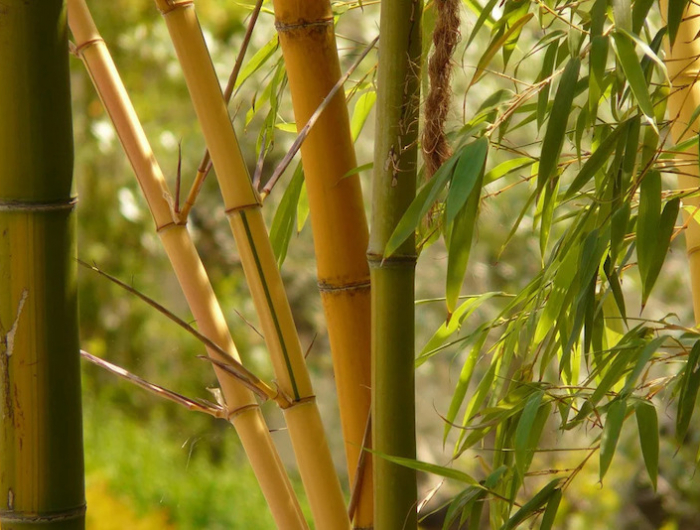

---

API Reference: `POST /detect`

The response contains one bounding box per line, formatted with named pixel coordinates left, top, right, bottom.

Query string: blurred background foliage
left=71, top=1, right=699, bottom=528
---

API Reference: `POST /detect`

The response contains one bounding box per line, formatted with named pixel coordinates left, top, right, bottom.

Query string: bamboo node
left=73, top=37, right=104, bottom=57
left=0, top=505, right=87, bottom=523
left=282, top=394, right=317, bottom=411
left=0, top=197, right=78, bottom=212
left=317, top=280, right=371, bottom=293
left=226, top=403, right=260, bottom=421
left=224, top=202, right=262, bottom=217
left=154, top=0, right=194, bottom=15
left=687, top=244, right=700, bottom=257
left=274, top=18, right=333, bottom=33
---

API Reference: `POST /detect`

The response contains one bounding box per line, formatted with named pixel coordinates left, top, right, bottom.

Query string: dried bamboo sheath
left=272, top=2, right=374, bottom=527
left=67, top=1, right=307, bottom=528
left=152, top=1, right=350, bottom=528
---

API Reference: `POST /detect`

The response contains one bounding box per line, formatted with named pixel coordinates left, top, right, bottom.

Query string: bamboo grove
left=6, top=0, right=700, bottom=529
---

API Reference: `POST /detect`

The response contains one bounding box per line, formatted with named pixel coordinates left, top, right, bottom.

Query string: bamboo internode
left=67, top=1, right=307, bottom=527
left=272, top=1, right=374, bottom=526
left=0, top=1, right=86, bottom=528
left=152, top=1, right=350, bottom=528
left=368, top=0, right=422, bottom=528
left=661, top=0, right=700, bottom=324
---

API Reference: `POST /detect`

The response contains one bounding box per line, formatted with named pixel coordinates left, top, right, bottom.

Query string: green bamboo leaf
left=565, top=120, right=630, bottom=199
left=600, top=398, right=628, bottom=481
left=538, top=58, right=581, bottom=194
left=623, top=336, right=666, bottom=394
left=539, top=178, right=559, bottom=256
left=514, top=390, right=547, bottom=478
left=484, top=157, right=535, bottom=185
left=611, top=31, right=655, bottom=122
left=469, top=13, right=534, bottom=88
left=632, top=0, right=655, bottom=34
left=502, top=479, right=563, bottom=530
left=620, top=29, right=669, bottom=84
left=642, top=197, right=679, bottom=306
left=350, top=91, right=376, bottom=142
left=234, top=34, right=279, bottom=90
left=342, top=162, right=373, bottom=179
left=369, top=451, right=482, bottom=486
left=589, top=36, right=609, bottom=120
left=676, top=340, right=700, bottom=442
left=442, top=330, right=488, bottom=442
left=384, top=150, right=461, bottom=257
left=296, top=181, right=309, bottom=233
left=668, top=0, right=690, bottom=47
left=446, top=169, right=484, bottom=314
left=537, top=41, right=559, bottom=130
left=269, top=163, right=304, bottom=267
left=635, top=401, right=659, bottom=490
left=445, top=137, right=488, bottom=224
left=612, top=0, right=632, bottom=33
left=540, top=487, right=562, bottom=530
left=637, top=171, right=661, bottom=292
left=466, top=0, right=499, bottom=47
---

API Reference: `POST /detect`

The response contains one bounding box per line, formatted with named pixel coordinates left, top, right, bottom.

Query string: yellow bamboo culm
left=661, top=0, right=700, bottom=324
left=67, top=2, right=308, bottom=528
left=271, top=2, right=374, bottom=527
left=151, top=1, right=351, bottom=528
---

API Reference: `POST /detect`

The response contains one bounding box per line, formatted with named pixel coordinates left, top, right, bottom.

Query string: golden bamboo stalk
left=271, top=2, right=373, bottom=527
left=661, top=0, right=700, bottom=323
left=67, top=2, right=308, bottom=527
left=151, top=1, right=350, bottom=528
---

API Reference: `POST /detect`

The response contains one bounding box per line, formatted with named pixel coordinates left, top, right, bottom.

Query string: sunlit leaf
left=611, top=31, right=655, bottom=122
left=642, top=198, right=679, bottom=306
left=269, top=164, right=304, bottom=267
left=350, top=91, right=376, bottom=142
left=502, top=479, right=563, bottom=530
left=668, top=0, right=690, bottom=47
left=234, top=35, right=279, bottom=90
left=445, top=137, right=488, bottom=224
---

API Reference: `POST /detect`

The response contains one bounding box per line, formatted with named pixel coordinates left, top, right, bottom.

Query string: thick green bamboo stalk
left=367, top=0, right=422, bottom=528
left=271, top=2, right=374, bottom=527
left=0, top=1, right=86, bottom=528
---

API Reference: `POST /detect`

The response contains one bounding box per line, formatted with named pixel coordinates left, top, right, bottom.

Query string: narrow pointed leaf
left=600, top=398, right=627, bottom=481
left=502, top=479, right=563, bottom=530
left=269, top=163, right=304, bottom=267
left=637, top=171, right=661, bottom=289
left=676, top=340, right=700, bottom=442
left=642, top=198, right=679, bottom=306
left=538, top=58, right=581, bottom=193
left=635, top=401, right=659, bottom=490
left=370, top=451, right=482, bottom=486
left=445, top=137, right=489, bottom=224
left=540, top=488, right=562, bottom=530
left=611, top=31, right=655, bottom=121
left=350, top=91, right=377, bottom=141
left=668, top=0, right=689, bottom=47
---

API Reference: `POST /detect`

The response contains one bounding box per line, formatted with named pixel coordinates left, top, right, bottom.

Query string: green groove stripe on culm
left=239, top=210, right=300, bottom=400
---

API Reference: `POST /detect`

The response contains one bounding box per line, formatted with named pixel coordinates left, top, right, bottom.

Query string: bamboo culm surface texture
left=66, top=0, right=308, bottom=527
left=0, top=1, right=86, bottom=528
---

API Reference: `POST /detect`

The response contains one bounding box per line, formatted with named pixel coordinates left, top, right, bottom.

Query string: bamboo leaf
left=676, top=340, right=700, bottom=442
left=350, top=91, right=377, bottom=142
left=637, top=171, right=661, bottom=291
left=537, top=40, right=559, bottom=130
left=269, top=163, right=304, bottom=267
left=623, top=336, right=666, bottom=394
left=600, top=398, right=627, bottom=481
left=445, top=137, right=489, bottom=224
left=514, top=389, right=546, bottom=478
left=446, top=170, right=484, bottom=314
left=565, top=120, right=629, bottom=199
left=538, top=58, right=581, bottom=194
left=642, top=198, right=679, bottom=306
left=384, top=151, right=460, bottom=257
left=635, top=401, right=659, bottom=490
left=589, top=36, right=609, bottom=120
left=611, top=31, right=655, bottom=122
left=296, top=181, right=309, bottom=233
left=469, top=13, right=534, bottom=88
left=668, top=0, right=690, bottom=47
left=502, top=479, right=563, bottom=530
left=370, top=451, right=482, bottom=486
left=612, top=0, right=632, bottom=33
left=540, top=488, right=562, bottom=530
left=632, top=0, right=655, bottom=34
left=620, top=29, right=669, bottom=84
left=466, top=0, right=500, bottom=47
left=234, top=35, right=279, bottom=90
left=484, top=157, right=535, bottom=185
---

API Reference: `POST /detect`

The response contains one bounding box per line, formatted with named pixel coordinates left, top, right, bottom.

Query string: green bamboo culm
left=368, top=0, right=422, bottom=528
left=0, top=1, right=86, bottom=528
